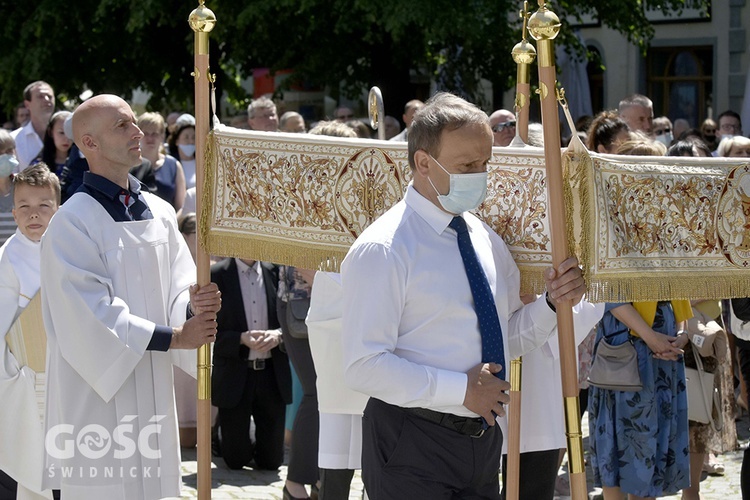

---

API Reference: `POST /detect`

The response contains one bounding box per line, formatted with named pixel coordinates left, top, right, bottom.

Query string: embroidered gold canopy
left=200, top=125, right=750, bottom=301
left=566, top=149, right=750, bottom=301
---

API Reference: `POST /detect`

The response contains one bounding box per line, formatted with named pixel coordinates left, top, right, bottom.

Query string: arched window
left=647, top=46, right=713, bottom=128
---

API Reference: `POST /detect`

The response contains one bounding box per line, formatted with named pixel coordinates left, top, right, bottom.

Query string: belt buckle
left=250, top=358, right=266, bottom=370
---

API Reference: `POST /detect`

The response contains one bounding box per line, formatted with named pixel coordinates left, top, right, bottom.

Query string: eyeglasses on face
left=654, top=127, right=672, bottom=136
left=492, top=121, right=516, bottom=132
left=720, top=123, right=741, bottom=132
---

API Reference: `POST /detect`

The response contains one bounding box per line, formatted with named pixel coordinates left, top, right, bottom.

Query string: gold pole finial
left=511, top=0, right=536, bottom=140
left=189, top=3, right=216, bottom=56
left=527, top=0, right=561, bottom=67
left=528, top=1, right=561, bottom=42
left=512, top=1, right=537, bottom=68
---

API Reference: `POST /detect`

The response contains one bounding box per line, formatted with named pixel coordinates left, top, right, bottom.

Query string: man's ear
left=413, top=150, right=431, bottom=178
left=80, top=134, right=97, bottom=152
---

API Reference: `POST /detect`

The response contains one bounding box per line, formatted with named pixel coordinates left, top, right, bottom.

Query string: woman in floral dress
left=588, top=300, right=692, bottom=499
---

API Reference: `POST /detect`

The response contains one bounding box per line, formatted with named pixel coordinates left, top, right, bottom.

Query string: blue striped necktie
left=449, top=216, right=506, bottom=380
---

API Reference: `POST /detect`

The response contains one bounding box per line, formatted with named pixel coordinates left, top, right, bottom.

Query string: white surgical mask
left=427, top=154, right=487, bottom=214
left=178, top=144, right=196, bottom=157
left=654, top=132, right=673, bottom=147
left=0, top=154, right=19, bottom=177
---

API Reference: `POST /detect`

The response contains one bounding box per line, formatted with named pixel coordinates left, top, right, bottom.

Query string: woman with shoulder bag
left=681, top=300, right=734, bottom=500
left=277, top=266, right=320, bottom=500
left=588, top=300, right=692, bottom=500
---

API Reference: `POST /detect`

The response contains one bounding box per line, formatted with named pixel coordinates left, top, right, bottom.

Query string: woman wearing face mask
left=168, top=123, right=197, bottom=189
left=652, top=116, right=674, bottom=148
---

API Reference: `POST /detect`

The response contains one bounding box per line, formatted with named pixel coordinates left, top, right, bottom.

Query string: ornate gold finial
left=512, top=40, right=537, bottom=66
left=527, top=1, right=561, bottom=42
left=189, top=3, right=217, bottom=34
left=512, top=1, right=537, bottom=66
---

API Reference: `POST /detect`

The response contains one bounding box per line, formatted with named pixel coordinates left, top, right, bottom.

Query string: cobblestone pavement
left=178, top=413, right=750, bottom=499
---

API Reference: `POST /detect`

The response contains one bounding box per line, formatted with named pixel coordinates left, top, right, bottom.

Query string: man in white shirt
left=10, top=82, right=56, bottom=172
left=341, top=92, right=586, bottom=499
left=210, top=258, right=291, bottom=471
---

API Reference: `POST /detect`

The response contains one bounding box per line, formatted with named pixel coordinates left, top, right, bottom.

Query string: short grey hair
left=407, top=92, right=489, bottom=169
left=618, top=94, right=653, bottom=113
left=279, top=111, right=302, bottom=128
left=247, top=96, right=277, bottom=119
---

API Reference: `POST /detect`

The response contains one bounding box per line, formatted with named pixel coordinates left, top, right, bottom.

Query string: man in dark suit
left=211, top=258, right=292, bottom=470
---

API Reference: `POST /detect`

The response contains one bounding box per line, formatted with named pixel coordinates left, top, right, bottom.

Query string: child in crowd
left=0, top=163, right=60, bottom=499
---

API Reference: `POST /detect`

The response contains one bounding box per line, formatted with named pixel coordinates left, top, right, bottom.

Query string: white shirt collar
left=403, top=183, right=456, bottom=235
left=235, top=258, right=260, bottom=275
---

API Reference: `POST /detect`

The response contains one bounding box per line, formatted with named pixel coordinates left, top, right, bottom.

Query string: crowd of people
left=2, top=80, right=750, bottom=500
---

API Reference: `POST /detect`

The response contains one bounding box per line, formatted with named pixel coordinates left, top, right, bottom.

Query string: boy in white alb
left=0, top=163, right=60, bottom=500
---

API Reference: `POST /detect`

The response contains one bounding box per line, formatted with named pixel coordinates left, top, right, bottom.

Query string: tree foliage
left=0, top=0, right=709, bottom=118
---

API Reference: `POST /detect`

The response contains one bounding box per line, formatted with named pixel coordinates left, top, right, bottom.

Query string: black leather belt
left=403, top=407, right=487, bottom=438
left=248, top=358, right=269, bottom=370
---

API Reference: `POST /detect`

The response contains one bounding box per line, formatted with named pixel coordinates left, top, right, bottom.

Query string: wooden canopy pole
left=188, top=3, right=216, bottom=499
left=528, top=2, right=586, bottom=499
left=504, top=4, right=536, bottom=499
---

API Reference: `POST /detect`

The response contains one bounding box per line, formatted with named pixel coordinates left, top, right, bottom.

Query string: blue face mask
left=427, top=154, right=488, bottom=214
left=0, top=154, right=19, bottom=177
left=178, top=144, right=196, bottom=158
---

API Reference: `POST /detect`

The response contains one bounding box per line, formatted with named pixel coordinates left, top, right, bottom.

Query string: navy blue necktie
left=449, top=216, right=506, bottom=380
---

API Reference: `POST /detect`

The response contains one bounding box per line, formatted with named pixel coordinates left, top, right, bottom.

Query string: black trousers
left=500, top=449, right=560, bottom=500
left=362, top=398, right=503, bottom=500
left=218, top=360, right=286, bottom=470
left=319, top=468, right=355, bottom=500
left=0, top=470, right=16, bottom=500
left=278, top=300, right=320, bottom=484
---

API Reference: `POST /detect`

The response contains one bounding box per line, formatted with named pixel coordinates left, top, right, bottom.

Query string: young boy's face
left=12, top=184, right=58, bottom=242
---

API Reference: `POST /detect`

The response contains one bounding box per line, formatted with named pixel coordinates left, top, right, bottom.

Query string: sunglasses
left=492, top=121, right=516, bottom=132
left=654, top=127, right=672, bottom=136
